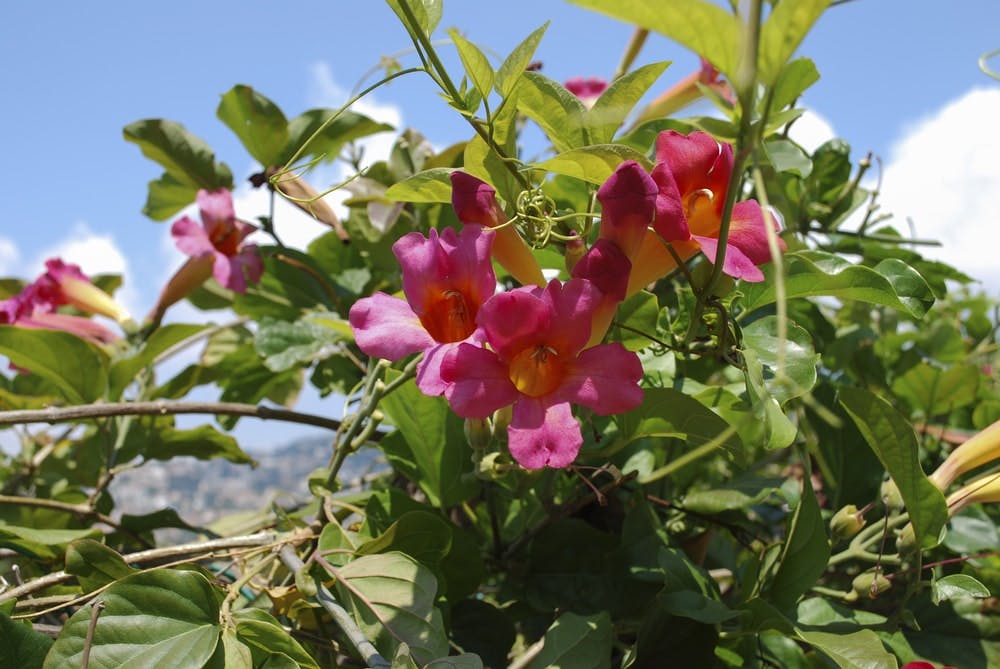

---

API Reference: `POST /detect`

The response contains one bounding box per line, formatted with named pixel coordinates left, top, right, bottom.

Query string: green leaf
left=516, top=72, right=589, bottom=152
left=742, top=348, right=799, bottom=450
left=1, top=612, right=53, bottom=669
left=282, top=109, right=394, bottom=165
left=610, top=290, right=658, bottom=351
left=217, top=85, right=289, bottom=166
left=740, top=250, right=935, bottom=319
left=587, top=61, right=670, bottom=144
left=117, top=420, right=254, bottom=465
left=379, top=378, right=478, bottom=507
left=758, top=0, right=830, bottom=85
left=768, top=471, right=830, bottom=611
left=567, top=0, right=740, bottom=82
left=254, top=316, right=343, bottom=372
left=891, top=363, right=980, bottom=417
left=385, top=0, right=443, bottom=37
left=143, top=171, right=199, bottom=221
left=741, top=316, right=819, bottom=405
left=0, top=325, right=108, bottom=404
left=65, top=539, right=137, bottom=592
left=764, top=139, right=813, bottom=177
left=463, top=93, right=519, bottom=206
left=425, top=654, right=484, bottom=669
left=494, top=22, right=548, bottom=97
left=110, top=323, right=208, bottom=399
left=931, top=574, right=991, bottom=605
left=356, top=510, right=453, bottom=569
left=839, top=387, right=948, bottom=549
left=524, top=611, right=612, bottom=669
left=384, top=168, right=455, bottom=203
left=221, top=629, right=253, bottom=669
left=327, top=552, right=449, bottom=665
left=0, top=524, right=101, bottom=560
left=123, top=118, right=233, bottom=190
left=449, top=599, right=515, bottom=669
left=682, top=475, right=783, bottom=514
left=619, top=388, right=744, bottom=475
left=43, top=569, right=222, bottom=669
left=536, top=144, right=652, bottom=185
left=796, top=629, right=897, bottom=669
left=770, top=58, right=820, bottom=112
left=233, top=609, right=320, bottom=669
left=448, top=30, right=494, bottom=100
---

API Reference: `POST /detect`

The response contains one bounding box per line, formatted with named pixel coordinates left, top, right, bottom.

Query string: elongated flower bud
left=945, top=470, right=1000, bottom=516
left=929, top=419, right=1000, bottom=490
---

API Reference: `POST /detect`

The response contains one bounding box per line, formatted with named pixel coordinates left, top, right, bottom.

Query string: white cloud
left=34, top=222, right=141, bottom=317
left=788, top=108, right=836, bottom=155
left=0, top=237, right=19, bottom=277
left=875, top=87, right=1000, bottom=296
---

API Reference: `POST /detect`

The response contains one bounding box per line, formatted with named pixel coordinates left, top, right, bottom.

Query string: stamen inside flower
left=210, top=225, right=241, bottom=256
left=421, top=289, right=476, bottom=343
left=683, top=188, right=716, bottom=235
left=508, top=344, right=565, bottom=397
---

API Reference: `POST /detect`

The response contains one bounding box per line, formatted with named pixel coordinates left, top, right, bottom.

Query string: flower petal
left=728, top=200, right=785, bottom=267
left=441, top=343, right=519, bottom=417
left=416, top=342, right=454, bottom=396
left=655, top=130, right=733, bottom=212
left=349, top=292, right=436, bottom=360
left=507, top=398, right=582, bottom=469
left=557, top=343, right=644, bottom=414
left=477, top=288, right=551, bottom=359
left=650, top=161, right=689, bottom=241
left=597, top=160, right=658, bottom=261
left=172, top=216, right=215, bottom=258
left=692, top=235, right=764, bottom=282
left=541, top=278, right=602, bottom=355
left=570, top=239, right=630, bottom=304
left=450, top=171, right=503, bottom=227
left=197, top=188, right=236, bottom=231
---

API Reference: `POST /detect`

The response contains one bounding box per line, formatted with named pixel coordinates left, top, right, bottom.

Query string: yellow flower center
left=421, top=289, right=476, bottom=343
left=508, top=344, right=565, bottom=397
left=683, top=188, right=717, bottom=235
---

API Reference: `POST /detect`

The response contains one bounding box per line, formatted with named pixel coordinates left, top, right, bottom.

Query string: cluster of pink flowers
left=350, top=130, right=783, bottom=470
left=0, top=258, right=128, bottom=345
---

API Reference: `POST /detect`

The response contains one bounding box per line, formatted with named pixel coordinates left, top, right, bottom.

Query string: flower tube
left=930, top=418, right=1000, bottom=490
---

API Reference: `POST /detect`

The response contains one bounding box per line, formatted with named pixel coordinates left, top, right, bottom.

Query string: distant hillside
left=110, top=435, right=385, bottom=528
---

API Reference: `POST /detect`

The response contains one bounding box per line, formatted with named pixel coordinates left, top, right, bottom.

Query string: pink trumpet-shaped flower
left=170, top=188, right=263, bottom=293
left=632, top=58, right=734, bottom=127
left=564, top=76, right=608, bottom=109
left=440, top=278, right=643, bottom=469
left=349, top=225, right=496, bottom=395
left=450, top=172, right=546, bottom=288
left=628, top=130, right=785, bottom=294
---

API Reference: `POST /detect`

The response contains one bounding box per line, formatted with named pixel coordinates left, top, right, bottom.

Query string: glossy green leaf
left=567, top=0, right=740, bottom=82
left=233, top=609, right=320, bottom=669
left=944, top=507, right=1000, bottom=554
left=384, top=168, right=455, bottom=203
left=143, top=171, right=198, bottom=221
left=765, top=139, right=813, bottom=177
left=796, top=629, right=897, bottom=669
left=110, top=323, right=208, bottom=399
left=117, top=420, right=254, bottom=465
left=741, top=251, right=935, bottom=318
left=65, top=539, right=137, bottom=592
left=682, top=476, right=783, bottom=514
left=619, top=388, right=744, bottom=474
left=891, top=362, right=980, bottom=417
left=0, top=325, right=108, bottom=404
left=494, top=22, right=548, bottom=97
left=425, top=654, right=484, bottom=669
left=463, top=92, right=519, bottom=205
left=517, top=72, right=589, bottom=152
left=123, top=118, right=233, bottom=190
left=840, top=387, right=948, bottom=549
left=1, top=612, right=52, bottom=669
left=43, top=569, right=222, bottom=669
left=356, top=510, right=453, bottom=568
left=742, top=316, right=819, bottom=405
left=217, top=85, right=289, bottom=166
left=327, top=552, right=449, bottom=665
left=254, top=316, right=343, bottom=372
left=742, top=348, right=799, bottom=450
left=524, top=611, right=612, bottom=669
left=610, top=290, right=659, bottom=351
left=536, top=144, right=652, bottom=185
left=0, top=524, right=102, bottom=560
left=931, top=574, right=991, bottom=605
left=282, top=109, right=394, bottom=165
left=758, top=0, right=830, bottom=85
left=768, top=471, right=829, bottom=611
left=587, top=61, right=670, bottom=144
left=221, top=629, right=253, bottom=669
left=449, top=30, right=494, bottom=100
left=379, top=378, right=478, bottom=507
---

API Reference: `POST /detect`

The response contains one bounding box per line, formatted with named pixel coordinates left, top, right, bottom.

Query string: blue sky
left=2, top=0, right=999, bottom=447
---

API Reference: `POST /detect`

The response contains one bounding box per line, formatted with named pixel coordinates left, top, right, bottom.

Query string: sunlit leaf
left=0, top=325, right=108, bottom=404
left=449, top=30, right=494, bottom=100
left=796, top=629, right=898, bottom=669
left=65, top=539, right=136, bottom=593
left=494, top=22, right=548, bottom=97
left=587, top=61, right=670, bottom=144
left=523, top=611, right=612, bottom=669
left=758, top=0, right=830, bottom=85
left=516, top=72, right=589, bottom=152
left=217, top=85, right=289, bottom=166
left=931, top=574, right=991, bottom=605
left=536, top=144, right=652, bottom=184
left=123, top=118, right=233, bottom=190
left=384, top=168, right=456, bottom=203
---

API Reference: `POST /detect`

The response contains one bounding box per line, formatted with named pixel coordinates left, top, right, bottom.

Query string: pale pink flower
left=565, top=76, right=609, bottom=108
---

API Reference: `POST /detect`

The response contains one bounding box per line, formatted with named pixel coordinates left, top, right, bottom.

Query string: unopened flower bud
left=852, top=571, right=891, bottom=599
left=464, top=417, right=492, bottom=450
left=829, top=504, right=866, bottom=542
left=492, top=405, right=513, bottom=436
left=564, top=231, right=587, bottom=273
left=896, top=524, right=918, bottom=556
left=882, top=479, right=904, bottom=511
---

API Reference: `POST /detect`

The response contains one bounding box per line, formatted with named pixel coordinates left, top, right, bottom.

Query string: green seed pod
left=882, top=479, right=904, bottom=510
left=464, top=417, right=492, bottom=450
left=829, top=504, right=866, bottom=542
left=852, top=571, right=891, bottom=599
left=896, top=523, right=918, bottom=556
